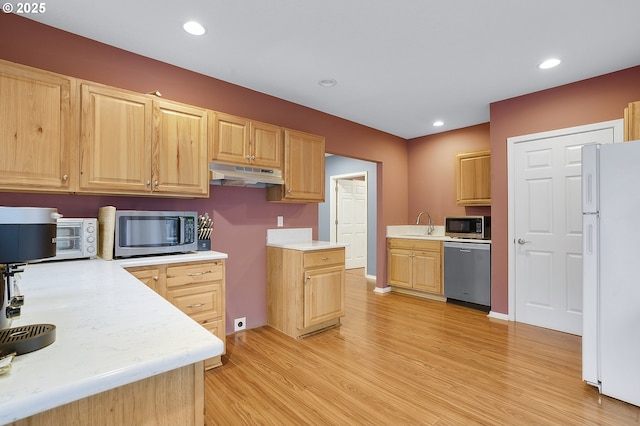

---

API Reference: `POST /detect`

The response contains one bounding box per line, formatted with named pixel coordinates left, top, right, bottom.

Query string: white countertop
left=387, top=225, right=491, bottom=244
left=0, top=251, right=227, bottom=424
left=115, top=250, right=228, bottom=267
left=266, top=240, right=348, bottom=251
left=265, top=227, right=347, bottom=251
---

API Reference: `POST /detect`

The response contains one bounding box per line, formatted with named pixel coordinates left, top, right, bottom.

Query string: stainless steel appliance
left=0, top=206, right=58, bottom=355
left=443, top=241, right=491, bottom=310
left=209, top=162, right=284, bottom=187
left=582, top=141, right=640, bottom=407
left=114, top=210, right=198, bottom=258
left=445, top=216, right=491, bottom=239
left=34, top=218, right=98, bottom=262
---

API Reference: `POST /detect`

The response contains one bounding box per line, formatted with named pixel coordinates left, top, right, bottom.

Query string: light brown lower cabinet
left=9, top=362, right=205, bottom=426
left=267, top=246, right=345, bottom=338
left=127, top=259, right=225, bottom=369
left=387, top=238, right=444, bottom=300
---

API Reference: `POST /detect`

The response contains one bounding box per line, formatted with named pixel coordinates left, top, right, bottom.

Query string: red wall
left=407, top=123, right=491, bottom=224
left=6, top=13, right=636, bottom=323
left=489, top=66, right=640, bottom=314
left=0, top=14, right=408, bottom=332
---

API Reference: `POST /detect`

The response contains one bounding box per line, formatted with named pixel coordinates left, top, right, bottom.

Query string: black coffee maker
left=0, top=207, right=58, bottom=354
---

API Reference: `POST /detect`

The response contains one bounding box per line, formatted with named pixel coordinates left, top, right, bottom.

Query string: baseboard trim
left=365, top=274, right=376, bottom=283
left=488, top=311, right=509, bottom=321
left=373, top=286, right=391, bottom=294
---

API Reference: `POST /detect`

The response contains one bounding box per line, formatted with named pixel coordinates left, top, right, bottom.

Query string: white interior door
left=336, top=178, right=367, bottom=269
left=511, top=126, right=615, bottom=335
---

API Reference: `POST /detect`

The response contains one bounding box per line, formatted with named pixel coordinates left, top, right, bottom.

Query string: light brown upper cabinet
left=456, top=150, right=491, bottom=206
left=624, top=101, right=640, bottom=142
left=79, top=82, right=208, bottom=197
left=267, top=129, right=325, bottom=202
left=79, top=83, right=152, bottom=194
left=153, top=100, right=209, bottom=197
left=211, top=112, right=282, bottom=169
left=0, top=60, right=77, bottom=193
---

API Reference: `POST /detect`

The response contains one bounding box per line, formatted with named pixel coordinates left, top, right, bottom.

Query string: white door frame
left=329, top=170, right=368, bottom=244
left=507, top=119, right=623, bottom=320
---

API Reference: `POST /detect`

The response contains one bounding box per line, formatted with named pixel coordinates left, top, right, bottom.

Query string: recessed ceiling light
left=183, top=21, right=206, bottom=36
left=433, top=120, right=444, bottom=127
left=539, top=58, right=561, bottom=69
left=318, top=79, right=337, bottom=88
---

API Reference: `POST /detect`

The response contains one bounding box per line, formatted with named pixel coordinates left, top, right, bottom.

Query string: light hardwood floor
left=205, top=269, right=640, bottom=425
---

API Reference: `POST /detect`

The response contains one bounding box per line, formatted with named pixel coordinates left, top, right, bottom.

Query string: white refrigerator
left=582, top=141, right=640, bottom=407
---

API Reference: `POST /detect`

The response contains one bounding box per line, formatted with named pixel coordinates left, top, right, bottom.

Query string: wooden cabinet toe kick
left=270, top=318, right=341, bottom=339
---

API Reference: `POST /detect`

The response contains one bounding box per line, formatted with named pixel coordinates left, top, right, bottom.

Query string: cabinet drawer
left=303, top=249, right=345, bottom=268
left=127, top=266, right=162, bottom=293
left=387, top=238, right=441, bottom=252
left=190, top=312, right=223, bottom=335
left=166, top=262, right=223, bottom=288
left=166, top=283, right=222, bottom=316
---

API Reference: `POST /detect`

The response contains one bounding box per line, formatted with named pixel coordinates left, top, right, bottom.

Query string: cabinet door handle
left=321, top=257, right=330, bottom=261
left=146, top=180, right=151, bottom=187
left=306, top=276, right=311, bottom=281
left=62, top=174, right=68, bottom=181
left=154, top=180, right=159, bottom=187
left=188, top=271, right=210, bottom=277
left=153, top=276, right=159, bottom=281
left=187, top=303, right=204, bottom=309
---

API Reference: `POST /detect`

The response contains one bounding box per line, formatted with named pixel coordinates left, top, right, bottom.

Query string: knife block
left=197, top=239, right=211, bottom=251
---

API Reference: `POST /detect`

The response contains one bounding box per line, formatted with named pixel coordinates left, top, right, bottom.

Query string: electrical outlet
left=277, top=216, right=284, bottom=227
left=234, top=317, right=246, bottom=332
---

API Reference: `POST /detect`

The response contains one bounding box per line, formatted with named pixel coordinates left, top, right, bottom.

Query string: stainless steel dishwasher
left=443, top=241, right=491, bottom=310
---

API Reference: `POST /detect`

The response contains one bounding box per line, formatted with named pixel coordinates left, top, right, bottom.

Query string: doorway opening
left=330, top=172, right=368, bottom=270
left=318, top=155, right=377, bottom=281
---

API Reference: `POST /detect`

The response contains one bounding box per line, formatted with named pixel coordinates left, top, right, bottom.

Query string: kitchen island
left=266, top=228, right=347, bottom=338
left=0, top=251, right=227, bottom=425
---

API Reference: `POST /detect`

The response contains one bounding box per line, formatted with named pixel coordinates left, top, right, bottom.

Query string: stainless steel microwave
left=114, top=210, right=197, bottom=258
left=445, top=216, right=491, bottom=240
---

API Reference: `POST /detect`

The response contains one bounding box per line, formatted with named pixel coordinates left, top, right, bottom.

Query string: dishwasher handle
left=443, top=241, right=491, bottom=251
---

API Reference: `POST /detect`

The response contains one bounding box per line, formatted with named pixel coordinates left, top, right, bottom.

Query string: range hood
left=209, top=162, right=284, bottom=187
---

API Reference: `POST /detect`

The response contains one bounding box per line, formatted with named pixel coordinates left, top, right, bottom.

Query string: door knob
left=517, top=238, right=530, bottom=245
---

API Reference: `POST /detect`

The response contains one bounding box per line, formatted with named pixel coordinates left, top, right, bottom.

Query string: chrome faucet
left=415, top=211, right=435, bottom=235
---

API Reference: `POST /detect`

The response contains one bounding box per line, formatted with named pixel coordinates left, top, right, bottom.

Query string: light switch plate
left=277, top=216, right=283, bottom=227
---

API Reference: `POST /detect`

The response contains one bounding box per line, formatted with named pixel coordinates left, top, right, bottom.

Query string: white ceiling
left=24, top=0, right=640, bottom=139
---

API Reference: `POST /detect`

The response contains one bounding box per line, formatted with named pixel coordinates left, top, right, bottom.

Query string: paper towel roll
left=98, top=206, right=116, bottom=260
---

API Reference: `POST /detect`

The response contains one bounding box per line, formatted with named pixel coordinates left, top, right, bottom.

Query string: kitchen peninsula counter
left=265, top=227, right=348, bottom=251
left=0, top=251, right=227, bottom=425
